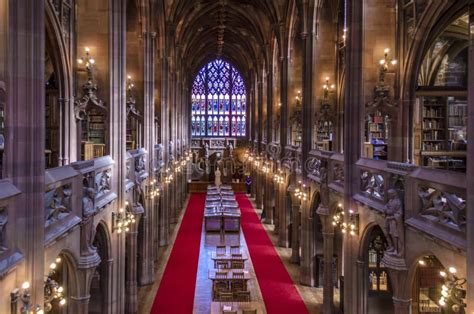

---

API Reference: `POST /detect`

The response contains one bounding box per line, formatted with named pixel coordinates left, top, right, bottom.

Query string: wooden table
left=209, top=269, right=252, bottom=283
left=211, top=253, right=248, bottom=268
left=210, top=302, right=265, bottom=314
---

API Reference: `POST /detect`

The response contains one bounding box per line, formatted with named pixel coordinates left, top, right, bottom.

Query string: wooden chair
left=230, top=259, right=244, bottom=269
left=216, top=245, right=226, bottom=256
left=216, top=260, right=229, bottom=269
left=232, top=271, right=244, bottom=279
left=234, top=291, right=251, bottom=302
left=231, top=280, right=245, bottom=292
left=216, top=271, right=228, bottom=279
left=230, top=245, right=240, bottom=254
left=219, top=291, right=234, bottom=302
left=242, top=309, right=257, bottom=314
left=231, top=253, right=243, bottom=259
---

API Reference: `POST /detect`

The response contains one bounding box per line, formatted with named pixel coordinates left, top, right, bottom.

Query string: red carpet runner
left=236, top=194, right=309, bottom=314
left=150, top=193, right=206, bottom=314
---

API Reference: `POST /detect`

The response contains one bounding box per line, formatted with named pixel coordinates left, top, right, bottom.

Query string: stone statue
left=215, top=167, right=222, bottom=187
left=0, top=211, right=7, bottom=253
left=95, top=170, right=111, bottom=196
left=203, top=142, right=209, bottom=160
left=81, top=187, right=97, bottom=254
left=227, top=142, right=234, bottom=159
left=169, top=140, right=175, bottom=162
left=45, top=188, right=70, bottom=225
left=383, top=189, right=404, bottom=257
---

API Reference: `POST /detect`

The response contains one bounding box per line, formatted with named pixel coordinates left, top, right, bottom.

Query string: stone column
left=290, top=197, right=301, bottom=264
left=343, top=0, right=364, bottom=312
left=159, top=55, right=170, bottom=246
left=138, top=30, right=156, bottom=285
left=273, top=181, right=280, bottom=233
left=255, top=169, right=264, bottom=209
left=125, top=226, right=139, bottom=313
left=299, top=200, right=315, bottom=286
left=5, top=0, right=45, bottom=306
left=278, top=184, right=290, bottom=247
left=322, top=229, right=335, bottom=313
left=109, top=0, right=128, bottom=311
left=466, top=4, right=474, bottom=311
left=392, top=298, right=411, bottom=314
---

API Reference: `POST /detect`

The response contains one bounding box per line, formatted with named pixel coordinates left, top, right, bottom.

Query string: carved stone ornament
left=81, top=187, right=97, bottom=255
left=383, top=189, right=404, bottom=257
left=45, top=185, right=72, bottom=227
left=74, top=78, right=107, bottom=120
left=95, top=169, right=111, bottom=198
left=418, top=187, right=466, bottom=230
left=0, top=207, right=7, bottom=253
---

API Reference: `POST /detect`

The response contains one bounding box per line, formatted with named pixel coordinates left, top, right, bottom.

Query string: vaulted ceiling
left=168, top=0, right=283, bottom=81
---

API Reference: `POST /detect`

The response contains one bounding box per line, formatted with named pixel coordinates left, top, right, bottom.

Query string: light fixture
left=437, top=266, right=466, bottom=312
left=333, top=203, right=359, bottom=236
left=77, top=47, right=96, bottom=75
left=11, top=281, right=42, bottom=313
left=323, top=77, right=335, bottom=100
left=378, top=48, right=397, bottom=84
left=44, top=257, right=66, bottom=312
left=294, top=180, right=308, bottom=202
left=145, top=178, right=160, bottom=200
left=112, top=201, right=135, bottom=234
left=273, top=168, right=285, bottom=185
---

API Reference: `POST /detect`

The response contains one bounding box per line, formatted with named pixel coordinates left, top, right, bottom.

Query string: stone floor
left=137, top=194, right=337, bottom=314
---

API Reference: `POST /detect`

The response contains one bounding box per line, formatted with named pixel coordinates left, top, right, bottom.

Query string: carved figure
left=95, top=170, right=111, bottom=196
left=45, top=188, right=70, bottom=224
left=383, top=189, right=404, bottom=256
left=203, top=142, right=209, bottom=160
left=81, top=187, right=97, bottom=254
left=215, top=167, right=222, bottom=187
left=0, top=210, right=7, bottom=253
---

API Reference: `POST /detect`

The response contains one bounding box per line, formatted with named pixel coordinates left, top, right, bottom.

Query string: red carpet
left=150, top=193, right=205, bottom=314
left=236, top=194, right=309, bottom=314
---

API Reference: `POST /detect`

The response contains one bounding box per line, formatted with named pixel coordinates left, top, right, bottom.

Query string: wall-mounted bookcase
left=365, top=111, right=389, bottom=160
left=419, top=95, right=467, bottom=171
left=81, top=107, right=107, bottom=160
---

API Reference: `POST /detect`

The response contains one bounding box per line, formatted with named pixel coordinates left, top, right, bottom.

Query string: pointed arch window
left=191, top=59, right=247, bottom=138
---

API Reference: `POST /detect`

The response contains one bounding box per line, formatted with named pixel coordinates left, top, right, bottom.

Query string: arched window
left=191, top=59, right=247, bottom=138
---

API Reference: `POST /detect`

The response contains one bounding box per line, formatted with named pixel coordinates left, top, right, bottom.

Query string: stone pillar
left=323, top=229, right=335, bottom=313
left=125, top=227, right=139, bottom=313
left=255, top=169, right=264, bottom=209
left=278, top=185, right=290, bottom=247
left=392, top=298, right=411, bottom=314
left=343, top=0, right=364, bottom=312
left=290, top=198, right=301, bottom=264
left=466, top=4, right=474, bottom=312
left=273, top=183, right=280, bottom=233
left=299, top=200, right=315, bottom=286
left=159, top=55, right=170, bottom=246
left=5, top=0, right=45, bottom=305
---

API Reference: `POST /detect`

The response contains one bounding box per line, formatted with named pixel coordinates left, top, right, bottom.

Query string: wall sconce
left=333, top=203, right=359, bottom=236
left=112, top=201, right=135, bottom=234
left=378, top=48, right=397, bottom=84
left=438, top=267, right=466, bottom=312
left=77, top=47, right=95, bottom=80
left=332, top=202, right=344, bottom=227
left=44, top=257, right=66, bottom=312
left=145, top=178, right=160, bottom=200
left=342, top=28, right=348, bottom=42
left=273, top=168, right=285, bottom=185
left=11, top=281, right=42, bottom=314
left=164, top=167, right=173, bottom=184
left=294, top=181, right=308, bottom=202
left=323, top=77, right=335, bottom=100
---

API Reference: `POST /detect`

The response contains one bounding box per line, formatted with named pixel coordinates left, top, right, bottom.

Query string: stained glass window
left=191, top=59, right=247, bottom=137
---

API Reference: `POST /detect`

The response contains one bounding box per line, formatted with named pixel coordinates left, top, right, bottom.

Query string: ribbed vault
left=168, top=0, right=281, bottom=81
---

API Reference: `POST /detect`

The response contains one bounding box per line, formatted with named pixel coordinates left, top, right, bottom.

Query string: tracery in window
left=191, top=59, right=247, bottom=137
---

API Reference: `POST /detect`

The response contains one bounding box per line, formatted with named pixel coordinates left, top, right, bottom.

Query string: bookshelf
left=315, top=120, right=333, bottom=151
left=365, top=111, right=389, bottom=160
left=420, top=96, right=467, bottom=171
left=45, top=90, right=60, bottom=168
left=81, top=107, right=107, bottom=160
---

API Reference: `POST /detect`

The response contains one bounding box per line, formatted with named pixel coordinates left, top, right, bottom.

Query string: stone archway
left=89, top=223, right=112, bottom=314
left=359, top=224, right=395, bottom=314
